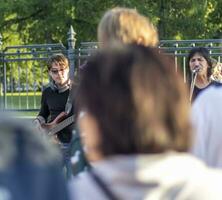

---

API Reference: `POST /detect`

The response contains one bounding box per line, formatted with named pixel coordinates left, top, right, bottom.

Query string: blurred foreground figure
left=80, top=7, right=159, bottom=73
left=191, top=83, right=222, bottom=168
left=70, top=45, right=222, bottom=200
left=0, top=114, right=69, bottom=200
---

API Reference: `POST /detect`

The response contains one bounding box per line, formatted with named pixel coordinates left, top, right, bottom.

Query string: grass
left=0, top=92, right=42, bottom=118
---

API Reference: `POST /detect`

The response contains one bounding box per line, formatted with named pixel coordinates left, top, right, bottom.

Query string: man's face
left=189, top=53, right=209, bottom=76
left=49, top=62, right=69, bottom=86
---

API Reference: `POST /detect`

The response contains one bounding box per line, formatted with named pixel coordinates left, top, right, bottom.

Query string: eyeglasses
left=50, top=68, right=67, bottom=75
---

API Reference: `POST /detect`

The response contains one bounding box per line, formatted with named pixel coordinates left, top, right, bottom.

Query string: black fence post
left=67, top=26, right=76, bottom=81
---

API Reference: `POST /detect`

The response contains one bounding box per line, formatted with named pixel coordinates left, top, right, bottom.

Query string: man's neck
left=56, top=79, right=70, bottom=88
left=195, top=76, right=210, bottom=89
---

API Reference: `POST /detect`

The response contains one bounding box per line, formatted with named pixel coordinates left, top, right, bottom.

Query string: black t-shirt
left=38, top=86, right=73, bottom=143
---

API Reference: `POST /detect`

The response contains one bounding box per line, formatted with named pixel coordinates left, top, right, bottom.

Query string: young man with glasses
left=33, top=53, right=87, bottom=179
left=35, top=53, right=72, bottom=142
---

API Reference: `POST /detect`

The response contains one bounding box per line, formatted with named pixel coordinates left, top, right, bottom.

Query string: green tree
left=0, top=0, right=221, bottom=46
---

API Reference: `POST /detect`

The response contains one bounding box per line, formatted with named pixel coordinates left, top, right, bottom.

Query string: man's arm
left=33, top=89, right=49, bottom=128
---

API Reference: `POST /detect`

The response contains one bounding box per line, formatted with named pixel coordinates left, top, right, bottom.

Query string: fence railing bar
left=4, top=43, right=66, bottom=51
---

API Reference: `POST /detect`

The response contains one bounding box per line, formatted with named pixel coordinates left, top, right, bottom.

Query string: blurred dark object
left=0, top=116, right=69, bottom=200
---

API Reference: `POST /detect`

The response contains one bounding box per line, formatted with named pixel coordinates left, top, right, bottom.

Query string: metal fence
left=159, top=39, right=222, bottom=83
left=0, top=26, right=221, bottom=112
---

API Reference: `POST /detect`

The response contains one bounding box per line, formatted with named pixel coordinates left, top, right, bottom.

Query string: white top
left=191, top=84, right=222, bottom=168
left=69, top=152, right=222, bottom=200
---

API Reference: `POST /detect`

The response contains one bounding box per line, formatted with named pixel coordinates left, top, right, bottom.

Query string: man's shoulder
left=42, top=84, right=53, bottom=93
left=212, top=81, right=222, bottom=88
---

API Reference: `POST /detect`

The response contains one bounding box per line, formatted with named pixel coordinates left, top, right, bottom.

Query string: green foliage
left=0, top=0, right=221, bottom=47
left=206, top=0, right=222, bottom=38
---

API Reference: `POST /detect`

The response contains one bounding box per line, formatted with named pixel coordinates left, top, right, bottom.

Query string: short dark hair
left=47, top=53, right=69, bottom=70
left=186, top=47, right=212, bottom=83
left=77, top=45, right=191, bottom=156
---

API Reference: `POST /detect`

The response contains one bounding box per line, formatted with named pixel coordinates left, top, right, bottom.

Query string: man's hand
left=32, top=119, right=45, bottom=133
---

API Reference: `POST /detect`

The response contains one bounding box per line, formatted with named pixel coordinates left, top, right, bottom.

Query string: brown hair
left=47, top=53, right=69, bottom=70
left=77, top=45, right=191, bottom=156
left=98, top=7, right=158, bottom=48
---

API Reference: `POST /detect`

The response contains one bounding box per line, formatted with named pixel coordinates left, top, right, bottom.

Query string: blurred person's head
left=0, top=113, right=68, bottom=200
left=0, top=115, right=61, bottom=170
left=77, top=45, right=191, bottom=161
left=187, top=47, right=212, bottom=82
left=97, top=7, right=158, bottom=48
